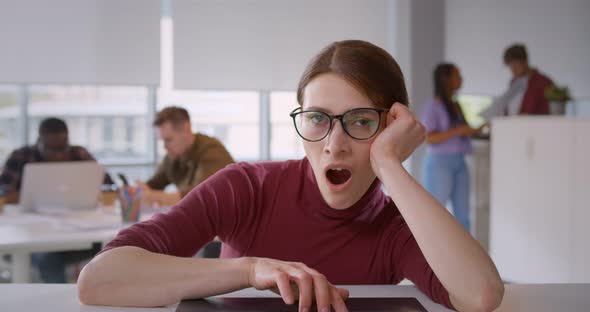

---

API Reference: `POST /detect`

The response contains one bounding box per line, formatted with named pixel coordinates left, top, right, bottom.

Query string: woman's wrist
left=238, top=257, right=256, bottom=288
left=371, top=154, right=405, bottom=183
left=449, top=127, right=461, bottom=137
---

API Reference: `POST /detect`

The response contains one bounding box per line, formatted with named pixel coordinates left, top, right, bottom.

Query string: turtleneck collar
left=300, top=157, right=386, bottom=221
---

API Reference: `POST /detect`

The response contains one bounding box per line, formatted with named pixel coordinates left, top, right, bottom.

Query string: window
left=270, top=91, right=305, bottom=160
left=27, top=85, right=152, bottom=164
left=457, top=94, right=493, bottom=128
left=158, top=90, right=260, bottom=161
left=570, top=97, right=590, bottom=117
left=0, top=85, right=22, bottom=165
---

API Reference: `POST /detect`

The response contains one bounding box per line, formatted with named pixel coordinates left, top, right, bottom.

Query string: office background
left=1, top=0, right=588, bottom=181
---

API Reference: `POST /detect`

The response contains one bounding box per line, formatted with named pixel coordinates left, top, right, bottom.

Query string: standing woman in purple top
left=421, top=63, right=479, bottom=232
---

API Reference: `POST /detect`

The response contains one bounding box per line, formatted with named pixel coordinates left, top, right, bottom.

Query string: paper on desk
left=57, top=210, right=122, bottom=230
left=0, top=208, right=159, bottom=231
left=0, top=213, right=57, bottom=226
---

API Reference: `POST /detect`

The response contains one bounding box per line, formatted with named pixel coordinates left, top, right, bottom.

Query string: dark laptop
left=176, top=297, right=428, bottom=312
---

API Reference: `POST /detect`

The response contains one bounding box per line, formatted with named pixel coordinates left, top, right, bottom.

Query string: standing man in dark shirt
left=503, top=43, right=554, bottom=115
left=0, top=117, right=111, bottom=283
left=482, top=44, right=555, bottom=120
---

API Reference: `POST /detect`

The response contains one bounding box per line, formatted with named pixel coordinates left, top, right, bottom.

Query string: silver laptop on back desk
left=20, top=161, right=104, bottom=213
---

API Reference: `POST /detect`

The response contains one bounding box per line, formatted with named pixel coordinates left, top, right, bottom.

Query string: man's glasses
left=289, top=107, right=388, bottom=142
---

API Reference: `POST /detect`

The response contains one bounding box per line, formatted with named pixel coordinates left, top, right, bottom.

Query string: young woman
left=421, top=63, right=478, bottom=232
left=78, top=41, right=503, bottom=312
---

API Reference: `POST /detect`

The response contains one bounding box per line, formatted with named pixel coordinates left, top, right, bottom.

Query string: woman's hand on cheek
left=370, top=103, right=425, bottom=177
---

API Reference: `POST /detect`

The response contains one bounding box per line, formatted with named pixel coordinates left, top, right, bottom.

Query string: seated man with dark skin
left=0, top=117, right=113, bottom=283
left=0, top=117, right=113, bottom=203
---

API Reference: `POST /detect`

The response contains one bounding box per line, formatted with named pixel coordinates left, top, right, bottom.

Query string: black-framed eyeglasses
left=289, top=107, right=389, bottom=142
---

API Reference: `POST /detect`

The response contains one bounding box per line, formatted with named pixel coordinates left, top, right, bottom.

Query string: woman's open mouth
left=325, top=167, right=353, bottom=192
left=326, top=168, right=352, bottom=185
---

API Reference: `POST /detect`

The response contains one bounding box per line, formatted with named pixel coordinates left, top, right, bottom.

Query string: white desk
left=1, top=284, right=452, bottom=311
left=0, top=205, right=151, bottom=283
left=1, top=284, right=589, bottom=311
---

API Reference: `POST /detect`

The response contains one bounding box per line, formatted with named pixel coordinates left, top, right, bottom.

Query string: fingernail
left=301, top=308, right=309, bottom=312
left=321, top=307, right=330, bottom=312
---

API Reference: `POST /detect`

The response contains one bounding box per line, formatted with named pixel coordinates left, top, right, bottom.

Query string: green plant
left=545, top=85, right=572, bottom=103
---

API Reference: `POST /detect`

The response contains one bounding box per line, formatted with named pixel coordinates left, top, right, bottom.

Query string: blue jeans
left=422, top=152, right=471, bottom=232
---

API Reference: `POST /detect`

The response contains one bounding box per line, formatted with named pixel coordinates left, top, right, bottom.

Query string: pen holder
left=100, top=184, right=119, bottom=208
left=118, top=187, right=142, bottom=223
left=100, top=191, right=118, bottom=208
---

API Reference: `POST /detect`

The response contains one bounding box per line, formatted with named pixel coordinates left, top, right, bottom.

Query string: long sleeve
left=179, top=146, right=234, bottom=197
left=384, top=209, right=455, bottom=310
left=146, top=160, right=171, bottom=191
left=520, top=70, right=553, bottom=115
left=102, top=163, right=258, bottom=257
left=0, top=149, right=26, bottom=193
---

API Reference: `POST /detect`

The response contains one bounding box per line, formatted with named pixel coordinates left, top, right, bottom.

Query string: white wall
left=0, top=0, right=160, bottom=85
left=446, top=0, right=590, bottom=97
left=174, top=0, right=390, bottom=91
left=389, top=0, right=413, bottom=101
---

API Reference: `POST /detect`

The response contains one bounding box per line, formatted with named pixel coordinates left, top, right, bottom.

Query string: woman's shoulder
left=424, top=98, right=445, bottom=110
left=421, top=98, right=446, bottom=121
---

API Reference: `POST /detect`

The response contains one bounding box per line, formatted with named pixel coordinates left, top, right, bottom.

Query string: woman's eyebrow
left=303, top=106, right=332, bottom=113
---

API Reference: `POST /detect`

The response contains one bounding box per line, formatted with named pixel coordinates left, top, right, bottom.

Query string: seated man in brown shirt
left=135, top=106, right=234, bottom=207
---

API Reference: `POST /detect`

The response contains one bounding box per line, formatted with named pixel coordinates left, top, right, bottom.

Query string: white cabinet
left=490, top=117, right=588, bottom=283
left=573, top=119, right=590, bottom=282
left=467, top=140, right=491, bottom=251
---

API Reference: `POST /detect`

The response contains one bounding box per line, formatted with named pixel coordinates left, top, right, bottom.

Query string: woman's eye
left=308, top=113, right=327, bottom=124
left=352, top=118, right=372, bottom=127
